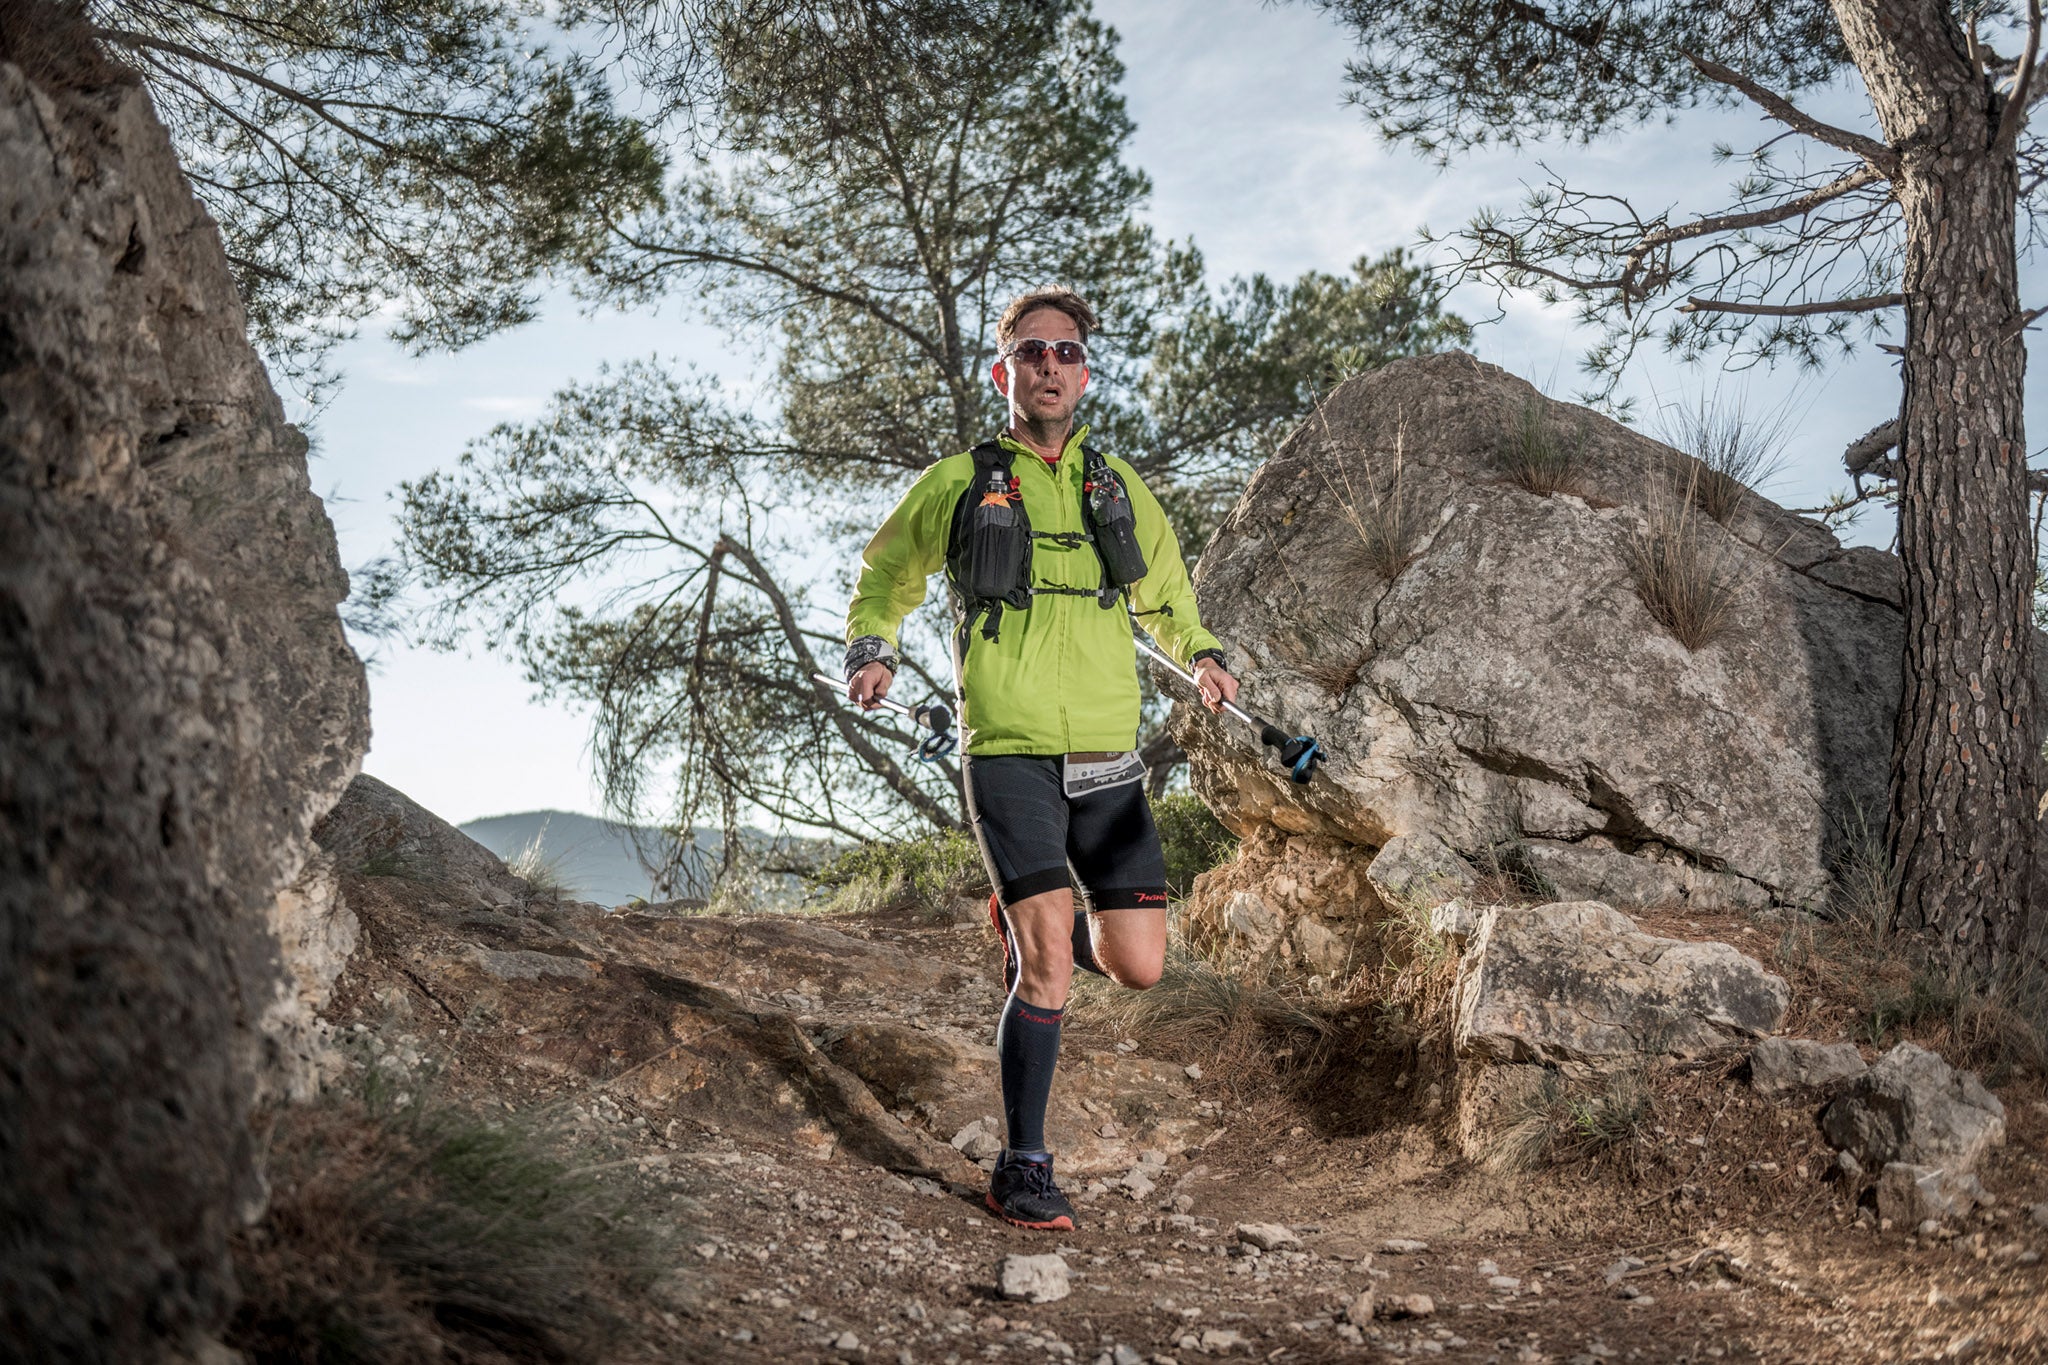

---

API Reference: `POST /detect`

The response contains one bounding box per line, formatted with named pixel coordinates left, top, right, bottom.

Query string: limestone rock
left=1365, top=832, right=1476, bottom=908
left=1455, top=902, right=1788, bottom=1070
left=315, top=773, right=526, bottom=902
left=1519, top=839, right=1769, bottom=912
left=1173, top=351, right=1925, bottom=909
left=998, top=1253, right=1070, bottom=1303
left=259, top=849, right=358, bottom=1102
left=1180, top=826, right=1379, bottom=977
left=1, top=54, right=367, bottom=1359
left=1821, top=1043, right=2006, bottom=1174
left=1750, top=1037, right=1867, bottom=1103
left=1235, top=1222, right=1301, bottom=1252
left=1875, top=1162, right=1990, bottom=1226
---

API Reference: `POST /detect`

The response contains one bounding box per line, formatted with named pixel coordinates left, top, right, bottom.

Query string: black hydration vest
left=945, top=438, right=1150, bottom=644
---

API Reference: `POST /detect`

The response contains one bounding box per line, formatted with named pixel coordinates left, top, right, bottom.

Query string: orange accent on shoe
left=984, top=1192, right=1074, bottom=1231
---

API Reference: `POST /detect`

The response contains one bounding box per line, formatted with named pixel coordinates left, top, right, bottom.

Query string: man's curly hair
left=996, top=286, right=1098, bottom=351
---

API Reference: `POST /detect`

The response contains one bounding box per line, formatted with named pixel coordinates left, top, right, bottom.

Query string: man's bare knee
left=1105, top=958, right=1162, bottom=991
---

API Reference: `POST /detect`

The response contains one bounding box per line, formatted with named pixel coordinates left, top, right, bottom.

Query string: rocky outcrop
left=1454, top=902, right=1789, bottom=1072
left=1178, top=825, right=1382, bottom=982
left=1173, top=351, right=1914, bottom=912
left=1749, top=1036, right=1867, bottom=1104
left=1821, top=1042, right=2007, bottom=1175
left=1, top=51, right=367, bottom=1361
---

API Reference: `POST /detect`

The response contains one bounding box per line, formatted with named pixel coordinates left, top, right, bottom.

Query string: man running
left=844, top=285, right=1238, bottom=1231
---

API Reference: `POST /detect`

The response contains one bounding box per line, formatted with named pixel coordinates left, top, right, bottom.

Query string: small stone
left=1380, top=1238, right=1430, bottom=1255
left=1380, top=1293, right=1435, bottom=1319
left=950, top=1119, right=986, bottom=1151
left=1122, top=1169, right=1158, bottom=1199
left=1488, top=1276, right=1521, bottom=1293
left=1836, top=1150, right=1864, bottom=1182
left=732, top=1329, right=755, bottom=1343
left=1185, top=1064, right=1204, bottom=1080
left=1603, top=1257, right=1645, bottom=1287
left=1116, top=1039, right=1139, bottom=1053
left=1476, top=1259, right=1499, bottom=1276
left=2029, top=1202, right=2048, bottom=1230
left=962, top=1130, right=1003, bottom=1161
left=998, top=1253, right=1071, bottom=1303
left=693, top=1241, right=719, bottom=1259
left=910, top=1177, right=944, bottom=1197
left=1099, top=1122, right=1121, bottom=1139
left=831, top=1331, right=861, bottom=1352
left=1139, top=1149, right=1168, bottom=1168
left=1335, top=1324, right=1364, bottom=1345
left=1344, top=1290, right=1374, bottom=1326
left=1197, top=1328, right=1246, bottom=1352
left=1236, top=1222, right=1302, bottom=1252
left=1113, top=1347, right=1145, bottom=1365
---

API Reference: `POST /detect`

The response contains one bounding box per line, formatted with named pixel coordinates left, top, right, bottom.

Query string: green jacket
left=847, top=427, right=1222, bottom=756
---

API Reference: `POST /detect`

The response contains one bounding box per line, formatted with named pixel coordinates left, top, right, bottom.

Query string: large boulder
left=1454, top=902, right=1789, bottom=1071
left=1, top=48, right=367, bottom=1361
left=1172, top=351, right=1913, bottom=909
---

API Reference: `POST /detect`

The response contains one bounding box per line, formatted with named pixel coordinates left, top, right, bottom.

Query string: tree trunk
left=1835, top=0, right=2040, bottom=974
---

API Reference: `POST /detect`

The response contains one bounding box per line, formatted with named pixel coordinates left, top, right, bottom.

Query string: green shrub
left=1153, top=792, right=1238, bottom=899
left=811, top=830, right=989, bottom=917
left=229, top=1078, right=660, bottom=1363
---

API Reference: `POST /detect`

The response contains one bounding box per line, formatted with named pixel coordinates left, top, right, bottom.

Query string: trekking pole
left=811, top=672, right=957, bottom=761
left=1131, top=637, right=1324, bottom=785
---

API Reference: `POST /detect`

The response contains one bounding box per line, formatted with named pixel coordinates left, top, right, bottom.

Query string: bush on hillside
left=810, top=830, right=989, bottom=918
left=1153, top=792, right=1238, bottom=899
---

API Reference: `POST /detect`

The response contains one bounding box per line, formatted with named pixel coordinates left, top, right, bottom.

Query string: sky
left=310, top=0, right=2041, bottom=828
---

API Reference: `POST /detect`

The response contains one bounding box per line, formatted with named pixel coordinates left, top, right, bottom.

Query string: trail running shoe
left=989, top=891, right=1018, bottom=995
left=985, top=1152, right=1076, bottom=1231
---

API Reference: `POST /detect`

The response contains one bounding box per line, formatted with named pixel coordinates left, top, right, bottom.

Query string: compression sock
left=995, top=992, right=1064, bottom=1154
left=1072, top=909, right=1106, bottom=978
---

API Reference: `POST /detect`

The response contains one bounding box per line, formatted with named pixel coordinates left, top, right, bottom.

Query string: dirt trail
left=326, top=875, right=2048, bottom=1364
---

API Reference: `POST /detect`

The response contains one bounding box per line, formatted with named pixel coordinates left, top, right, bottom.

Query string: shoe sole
left=985, top=1192, right=1074, bottom=1231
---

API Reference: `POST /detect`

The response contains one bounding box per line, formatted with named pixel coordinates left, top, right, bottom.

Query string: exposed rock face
left=1821, top=1042, right=2007, bottom=1174
left=1, top=57, right=367, bottom=1359
left=1173, top=350, right=1912, bottom=910
left=1454, top=902, right=1789, bottom=1072
left=1365, top=831, right=1476, bottom=908
left=1178, top=825, right=1381, bottom=980
left=1749, top=1037, right=1868, bottom=1104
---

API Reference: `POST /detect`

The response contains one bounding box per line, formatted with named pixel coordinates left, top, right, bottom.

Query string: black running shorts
left=962, top=753, right=1170, bottom=911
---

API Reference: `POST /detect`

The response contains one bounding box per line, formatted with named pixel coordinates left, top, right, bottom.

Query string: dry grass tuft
left=229, top=1077, right=661, bottom=1363
left=505, top=820, right=579, bottom=901
left=1620, top=466, right=1749, bottom=651
left=1493, top=399, right=1586, bottom=497
left=1652, top=390, right=1791, bottom=526
left=1071, top=941, right=1335, bottom=1084
left=1485, top=1068, right=1655, bottom=1174
left=1324, top=443, right=1428, bottom=583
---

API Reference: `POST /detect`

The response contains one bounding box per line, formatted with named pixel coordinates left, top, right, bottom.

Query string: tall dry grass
left=1620, top=465, right=1749, bottom=650
left=1494, top=399, right=1586, bottom=497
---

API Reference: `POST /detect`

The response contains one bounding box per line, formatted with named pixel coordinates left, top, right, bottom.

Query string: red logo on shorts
left=1135, top=891, right=1168, bottom=904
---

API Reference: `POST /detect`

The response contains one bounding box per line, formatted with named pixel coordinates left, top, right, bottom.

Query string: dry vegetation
left=229, top=1072, right=663, bottom=1364
left=1621, top=464, right=1751, bottom=651
left=1493, top=399, right=1587, bottom=498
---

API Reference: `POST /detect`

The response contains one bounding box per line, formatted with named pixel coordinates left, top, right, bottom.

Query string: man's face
left=993, top=306, right=1090, bottom=428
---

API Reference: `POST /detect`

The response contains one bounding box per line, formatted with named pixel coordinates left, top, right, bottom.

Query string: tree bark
left=1834, top=0, right=2040, bottom=973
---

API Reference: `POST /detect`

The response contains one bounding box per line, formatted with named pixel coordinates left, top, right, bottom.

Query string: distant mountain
left=457, top=809, right=832, bottom=909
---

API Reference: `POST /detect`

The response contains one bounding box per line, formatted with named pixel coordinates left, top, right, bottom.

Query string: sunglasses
left=1001, top=337, right=1088, bottom=366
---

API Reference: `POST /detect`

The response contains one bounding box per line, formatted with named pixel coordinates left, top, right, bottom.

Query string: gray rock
left=314, top=773, right=523, bottom=902
left=1379, top=1293, right=1436, bottom=1319
left=2029, top=1203, right=2048, bottom=1230
left=998, top=1253, right=1071, bottom=1303
left=2, top=57, right=368, bottom=1360
left=1429, top=898, right=1480, bottom=942
left=1344, top=1290, right=1375, bottom=1326
left=1198, top=1328, right=1247, bottom=1353
left=1455, top=902, right=1789, bottom=1069
left=1174, top=352, right=1918, bottom=909
left=1750, top=1037, right=1868, bottom=1103
left=1235, top=1222, right=1301, bottom=1252
left=1836, top=1150, right=1865, bottom=1182
left=1875, top=1163, right=1989, bottom=1226
left=1520, top=839, right=1769, bottom=912
left=1379, top=1237, right=1430, bottom=1254
left=1821, top=1043, right=2006, bottom=1173
left=1112, top=1346, right=1145, bottom=1365
left=1366, top=832, right=1476, bottom=908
